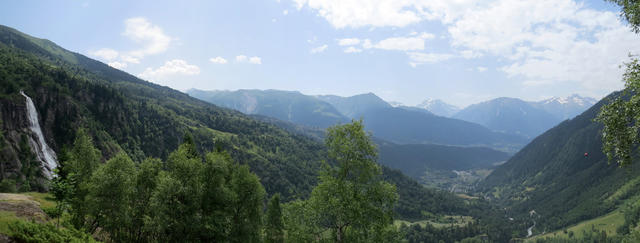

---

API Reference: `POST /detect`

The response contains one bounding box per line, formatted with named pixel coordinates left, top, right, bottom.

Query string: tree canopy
left=597, top=0, right=640, bottom=166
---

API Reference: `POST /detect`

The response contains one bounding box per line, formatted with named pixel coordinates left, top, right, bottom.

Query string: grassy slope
left=529, top=210, right=623, bottom=241
left=0, top=192, right=56, bottom=235
left=527, top=184, right=640, bottom=241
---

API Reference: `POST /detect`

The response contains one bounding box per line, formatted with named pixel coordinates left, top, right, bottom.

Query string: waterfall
left=20, top=91, right=57, bottom=178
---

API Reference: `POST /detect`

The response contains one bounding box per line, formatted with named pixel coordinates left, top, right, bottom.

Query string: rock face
left=0, top=91, right=60, bottom=187
left=0, top=96, right=31, bottom=182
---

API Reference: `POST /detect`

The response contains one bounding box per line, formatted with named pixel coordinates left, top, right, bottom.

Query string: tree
left=608, top=0, right=640, bottom=33
left=200, top=151, right=233, bottom=241
left=306, top=120, right=399, bottom=242
left=228, top=163, right=265, bottom=243
left=49, top=167, right=72, bottom=226
left=147, top=140, right=266, bottom=242
left=265, top=193, right=284, bottom=243
left=148, top=140, right=204, bottom=242
left=597, top=1, right=640, bottom=167
left=130, top=158, right=162, bottom=242
left=65, top=129, right=101, bottom=229
left=87, top=152, right=136, bottom=240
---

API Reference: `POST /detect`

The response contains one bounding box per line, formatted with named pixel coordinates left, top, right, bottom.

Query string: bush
left=41, top=207, right=61, bottom=219
left=0, top=179, right=17, bottom=193
left=8, top=221, right=97, bottom=243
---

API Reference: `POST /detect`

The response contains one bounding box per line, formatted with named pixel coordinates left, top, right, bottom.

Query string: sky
left=1, top=0, right=639, bottom=107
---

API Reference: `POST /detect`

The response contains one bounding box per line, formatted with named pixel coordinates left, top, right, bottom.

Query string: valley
left=1, top=0, right=640, bottom=241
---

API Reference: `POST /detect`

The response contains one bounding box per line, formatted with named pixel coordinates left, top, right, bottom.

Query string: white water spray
left=20, top=91, right=57, bottom=178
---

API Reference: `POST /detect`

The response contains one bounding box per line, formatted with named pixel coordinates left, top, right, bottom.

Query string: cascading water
left=20, top=91, right=57, bottom=178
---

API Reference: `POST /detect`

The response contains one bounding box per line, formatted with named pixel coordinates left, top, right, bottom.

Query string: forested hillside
left=478, top=91, right=640, bottom=233
left=0, top=24, right=330, bottom=200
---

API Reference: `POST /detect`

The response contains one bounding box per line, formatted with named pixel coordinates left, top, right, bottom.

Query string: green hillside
left=478, top=91, right=640, bottom=232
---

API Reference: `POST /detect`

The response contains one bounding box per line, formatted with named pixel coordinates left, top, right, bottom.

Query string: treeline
left=51, top=129, right=267, bottom=242
left=40, top=120, right=402, bottom=242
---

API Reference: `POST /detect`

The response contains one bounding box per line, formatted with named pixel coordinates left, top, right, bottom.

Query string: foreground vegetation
left=1, top=121, right=402, bottom=242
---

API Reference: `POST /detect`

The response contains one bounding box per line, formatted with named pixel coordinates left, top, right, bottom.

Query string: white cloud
left=249, top=56, right=262, bottom=64
left=236, top=55, right=248, bottom=62
left=87, top=17, right=172, bottom=68
left=338, top=38, right=361, bottom=46
left=344, top=46, right=362, bottom=53
left=139, top=59, right=200, bottom=81
left=418, top=32, right=435, bottom=39
left=310, top=44, right=329, bottom=54
left=408, top=52, right=454, bottom=67
left=292, top=0, right=423, bottom=28
left=373, top=36, right=425, bottom=51
left=123, top=17, right=172, bottom=58
left=341, top=32, right=435, bottom=52
left=236, top=55, right=262, bottom=64
left=362, top=39, right=373, bottom=49
left=460, top=50, right=482, bottom=59
left=89, top=48, right=119, bottom=61
left=292, top=0, right=640, bottom=95
left=283, top=10, right=289, bottom=15
left=443, top=0, right=640, bottom=92
left=209, top=56, right=228, bottom=64
left=477, top=66, right=487, bottom=72
left=120, top=55, right=140, bottom=64
left=107, top=61, right=127, bottom=69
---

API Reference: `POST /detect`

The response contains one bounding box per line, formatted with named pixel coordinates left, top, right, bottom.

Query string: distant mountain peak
left=541, top=94, right=596, bottom=106
left=416, top=98, right=460, bottom=117
left=533, top=94, right=597, bottom=120
left=388, top=101, right=404, bottom=107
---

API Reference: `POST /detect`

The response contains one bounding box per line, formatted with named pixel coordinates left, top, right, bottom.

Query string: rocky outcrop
left=0, top=193, right=48, bottom=222
left=0, top=96, right=31, bottom=182
left=0, top=91, right=61, bottom=188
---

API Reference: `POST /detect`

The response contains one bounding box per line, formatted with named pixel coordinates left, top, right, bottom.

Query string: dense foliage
left=596, top=59, right=640, bottom=167
left=52, top=130, right=267, bottom=242
left=282, top=120, right=401, bottom=242
left=8, top=221, right=97, bottom=243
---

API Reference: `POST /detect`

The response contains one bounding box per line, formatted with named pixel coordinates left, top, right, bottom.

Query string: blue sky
left=1, top=0, right=638, bottom=107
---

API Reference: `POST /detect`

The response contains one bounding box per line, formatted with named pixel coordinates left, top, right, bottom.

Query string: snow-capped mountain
left=531, top=94, right=597, bottom=120
left=453, top=97, right=561, bottom=139
left=416, top=98, right=460, bottom=117
left=388, top=101, right=404, bottom=107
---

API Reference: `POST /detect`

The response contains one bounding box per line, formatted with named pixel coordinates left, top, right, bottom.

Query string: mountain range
left=453, top=97, right=562, bottom=138
left=416, top=98, right=461, bottom=117
left=190, top=89, right=529, bottom=152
